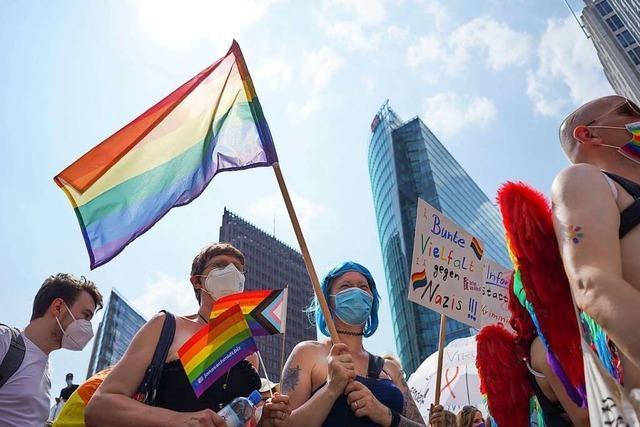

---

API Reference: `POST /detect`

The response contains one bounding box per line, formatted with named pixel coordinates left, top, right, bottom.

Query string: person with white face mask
left=0, top=273, right=103, bottom=427
left=554, top=95, right=640, bottom=394
left=87, top=242, right=291, bottom=427
left=282, top=261, right=426, bottom=427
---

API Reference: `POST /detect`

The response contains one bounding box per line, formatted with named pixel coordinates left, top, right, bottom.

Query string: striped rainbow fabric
left=620, top=122, right=640, bottom=160
left=210, top=289, right=288, bottom=336
left=178, top=304, right=258, bottom=398
left=54, top=41, right=278, bottom=269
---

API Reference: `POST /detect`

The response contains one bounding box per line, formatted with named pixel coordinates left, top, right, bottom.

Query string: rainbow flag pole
left=54, top=40, right=339, bottom=342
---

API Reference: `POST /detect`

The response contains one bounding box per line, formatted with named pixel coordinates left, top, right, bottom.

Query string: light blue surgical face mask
left=330, top=288, right=373, bottom=326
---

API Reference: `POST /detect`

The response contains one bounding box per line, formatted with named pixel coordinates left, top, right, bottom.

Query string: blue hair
left=307, top=261, right=380, bottom=338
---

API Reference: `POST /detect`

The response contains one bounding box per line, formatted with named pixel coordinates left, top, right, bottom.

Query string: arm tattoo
left=566, top=224, right=584, bottom=244
left=399, top=387, right=426, bottom=426
left=281, top=364, right=301, bottom=394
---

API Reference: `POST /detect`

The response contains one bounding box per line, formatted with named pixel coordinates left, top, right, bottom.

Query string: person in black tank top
left=282, top=261, right=426, bottom=427
left=554, top=95, right=640, bottom=396
left=85, top=243, right=291, bottom=427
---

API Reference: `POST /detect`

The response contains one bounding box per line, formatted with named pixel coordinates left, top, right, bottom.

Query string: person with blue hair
left=281, top=261, right=425, bottom=427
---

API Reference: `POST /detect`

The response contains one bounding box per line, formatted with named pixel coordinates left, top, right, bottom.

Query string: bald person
left=552, top=95, right=640, bottom=393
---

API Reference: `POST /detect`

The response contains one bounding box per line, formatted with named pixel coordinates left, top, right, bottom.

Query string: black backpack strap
left=136, top=311, right=175, bottom=405
left=602, top=172, right=640, bottom=238
left=367, top=353, right=385, bottom=379
left=0, top=325, right=26, bottom=388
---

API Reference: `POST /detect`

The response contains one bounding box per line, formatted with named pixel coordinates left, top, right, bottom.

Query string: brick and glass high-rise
left=219, top=208, right=316, bottom=381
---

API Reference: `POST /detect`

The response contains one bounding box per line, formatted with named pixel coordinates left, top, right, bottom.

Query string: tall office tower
left=219, top=208, right=316, bottom=381
left=582, top=0, right=640, bottom=103
left=86, top=288, right=146, bottom=377
left=367, top=101, right=510, bottom=374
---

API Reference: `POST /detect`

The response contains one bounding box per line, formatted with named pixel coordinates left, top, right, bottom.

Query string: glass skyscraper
left=86, top=289, right=146, bottom=378
left=368, top=101, right=510, bottom=374
left=219, top=208, right=317, bottom=381
left=582, top=0, right=640, bottom=104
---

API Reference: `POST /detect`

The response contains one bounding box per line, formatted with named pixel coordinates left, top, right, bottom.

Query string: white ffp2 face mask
left=55, top=302, right=93, bottom=351
left=202, top=263, right=245, bottom=300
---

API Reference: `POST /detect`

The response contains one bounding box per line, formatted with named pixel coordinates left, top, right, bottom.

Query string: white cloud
left=406, top=17, right=532, bottom=73
left=362, top=75, right=375, bottom=92
left=451, top=18, right=532, bottom=71
left=320, top=0, right=386, bottom=51
left=527, top=16, right=613, bottom=117
left=406, top=34, right=447, bottom=68
left=303, top=47, right=345, bottom=91
left=289, top=47, right=344, bottom=119
left=246, top=192, right=325, bottom=247
left=132, top=272, right=198, bottom=319
left=322, top=0, right=386, bottom=25
left=327, top=21, right=381, bottom=50
left=422, top=92, right=497, bottom=138
left=387, top=25, right=410, bottom=40
left=136, top=0, right=277, bottom=50
left=418, top=0, right=447, bottom=31
left=254, top=58, right=293, bottom=91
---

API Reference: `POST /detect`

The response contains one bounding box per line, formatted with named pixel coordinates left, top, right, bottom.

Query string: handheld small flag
left=211, top=289, right=288, bottom=336
left=178, top=304, right=258, bottom=398
left=54, top=40, right=277, bottom=269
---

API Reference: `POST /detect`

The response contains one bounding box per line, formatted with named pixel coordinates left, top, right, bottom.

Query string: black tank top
left=603, top=172, right=640, bottom=238
left=310, top=353, right=405, bottom=427
left=154, top=359, right=261, bottom=412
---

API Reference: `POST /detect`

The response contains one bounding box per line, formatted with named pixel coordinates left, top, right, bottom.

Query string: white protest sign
left=480, top=260, right=514, bottom=331
left=408, top=198, right=484, bottom=328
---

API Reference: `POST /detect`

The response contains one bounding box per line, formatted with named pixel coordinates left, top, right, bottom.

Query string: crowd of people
left=1, top=93, right=639, bottom=426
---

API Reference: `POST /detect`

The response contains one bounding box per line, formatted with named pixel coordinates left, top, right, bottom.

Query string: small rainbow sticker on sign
left=411, top=270, right=429, bottom=290
left=470, top=237, right=484, bottom=260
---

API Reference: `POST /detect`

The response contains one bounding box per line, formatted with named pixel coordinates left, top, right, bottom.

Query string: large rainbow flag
left=178, top=304, right=257, bottom=398
left=211, top=289, right=288, bottom=336
left=54, top=41, right=278, bottom=269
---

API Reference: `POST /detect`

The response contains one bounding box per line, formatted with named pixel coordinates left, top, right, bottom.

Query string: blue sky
left=0, top=0, right=613, bottom=402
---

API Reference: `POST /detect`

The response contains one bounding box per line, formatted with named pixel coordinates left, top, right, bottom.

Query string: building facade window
left=606, top=14, right=624, bottom=32
left=629, top=46, right=640, bottom=65
left=617, top=30, right=637, bottom=48
left=596, top=0, right=614, bottom=16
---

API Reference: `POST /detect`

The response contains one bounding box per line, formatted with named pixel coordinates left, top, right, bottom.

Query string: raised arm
left=552, top=164, right=640, bottom=365
left=85, top=314, right=225, bottom=427
left=283, top=342, right=354, bottom=427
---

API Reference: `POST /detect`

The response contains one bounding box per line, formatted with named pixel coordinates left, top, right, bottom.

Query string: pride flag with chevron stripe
left=210, top=289, right=288, bottom=336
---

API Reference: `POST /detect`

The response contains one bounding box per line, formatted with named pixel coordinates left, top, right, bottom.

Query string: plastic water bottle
left=217, top=390, right=262, bottom=427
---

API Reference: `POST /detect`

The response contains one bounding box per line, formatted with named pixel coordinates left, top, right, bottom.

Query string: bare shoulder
left=291, top=340, right=329, bottom=357
left=529, top=336, right=546, bottom=370
left=133, top=312, right=168, bottom=344
left=552, top=164, right=610, bottom=200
